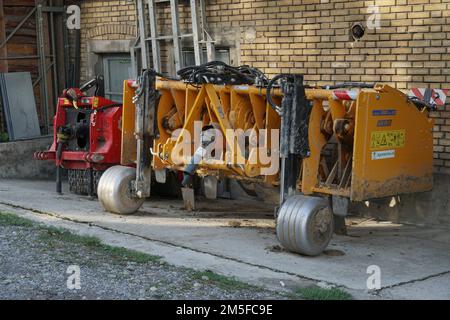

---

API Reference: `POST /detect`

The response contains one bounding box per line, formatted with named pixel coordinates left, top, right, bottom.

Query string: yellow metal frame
left=120, top=79, right=434, bottom=202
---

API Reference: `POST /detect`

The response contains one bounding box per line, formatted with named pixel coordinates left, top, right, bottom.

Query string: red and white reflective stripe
left=408, top=88, right=449, bottom=106
left=127, top=80, right=138, bottom=88
left=410, top=88, right=425, bottom=100
left=332, top=90, right=358, bottom=101
left=433, top=89, right=449, bottom=105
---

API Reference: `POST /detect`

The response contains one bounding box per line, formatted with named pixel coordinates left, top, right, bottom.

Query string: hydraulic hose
left=266, top=74, right=294, bottom=114
left=177, top=61, right=268, bottom=86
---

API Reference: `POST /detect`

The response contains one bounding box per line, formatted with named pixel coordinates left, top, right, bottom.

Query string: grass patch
left=100, top=244, right=161, bottom=263
left=39, top=226, right=161, bottom=264
left=0, top=212, right=35, bottom=227
left=0, top=211, right=160, bottom=264
left=0, top=132, right=9, bottom=142
left=294, top=286, right=352, bottom=300
left=191, top=269, right=253, bottom=291
left=39, top=227, right=102, bottom=247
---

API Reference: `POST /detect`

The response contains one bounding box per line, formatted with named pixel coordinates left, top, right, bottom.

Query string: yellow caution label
left=370, top=130, right=405, bottom=150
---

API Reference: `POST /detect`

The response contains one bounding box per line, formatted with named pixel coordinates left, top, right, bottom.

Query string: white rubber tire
left=97, top=165, right=145, bottom=215
left=276, top=195, right=334, bottom=256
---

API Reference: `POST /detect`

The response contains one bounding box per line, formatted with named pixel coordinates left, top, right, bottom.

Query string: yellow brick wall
left=77, top=0, right=137, bottom=82
left=80, top=0, right=450, bottom=173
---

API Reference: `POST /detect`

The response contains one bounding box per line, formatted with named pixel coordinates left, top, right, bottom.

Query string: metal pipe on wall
left=62, top=0, right=70, bottom=88
left=36, top=3, right=50, bottom=135
left=49, top=0, right=59, bottom=104
left=73, top=29, right=81, bottom=87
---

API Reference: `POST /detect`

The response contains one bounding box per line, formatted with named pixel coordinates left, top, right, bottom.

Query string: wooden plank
left=5, top=43, right=35, bottom=55
left=8, top=60, right=39, bottom=70
left=4, top=0, right=35, bottom=6
left=2, top=35, right=36, bottom=46
left=0, top=0, right=6, bottom=133
left=0, top=0, right=8, bottom=72
left=4, top=6, right=37, bottom=37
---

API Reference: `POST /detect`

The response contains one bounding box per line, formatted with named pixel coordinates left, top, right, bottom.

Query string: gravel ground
left=0, top=213, right=286, bottom=300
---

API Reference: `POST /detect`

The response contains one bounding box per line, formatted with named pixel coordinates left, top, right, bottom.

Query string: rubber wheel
left=97, top=165, right=145, bottom=215
left=276, top=195, right=334, bottom=256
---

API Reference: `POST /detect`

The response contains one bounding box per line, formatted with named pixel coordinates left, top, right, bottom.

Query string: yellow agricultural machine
left=97, top=62, right=434, bottom=256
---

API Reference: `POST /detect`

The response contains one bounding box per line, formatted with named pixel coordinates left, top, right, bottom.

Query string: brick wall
left=77, top=0, right=137, bottom=82
left=80, top=0, right=450, bottom=173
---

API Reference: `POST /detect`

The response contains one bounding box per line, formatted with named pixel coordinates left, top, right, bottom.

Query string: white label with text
left=372, top=150, right=395, bottom=160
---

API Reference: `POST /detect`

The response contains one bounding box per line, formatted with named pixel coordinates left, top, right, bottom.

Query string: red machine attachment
left=34, top=76, right=123, bottom=196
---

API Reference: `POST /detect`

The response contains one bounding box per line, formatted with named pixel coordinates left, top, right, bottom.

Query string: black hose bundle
left=408, top=96, right=436, bottom=111
left=177, top=61, right=268, bottom=86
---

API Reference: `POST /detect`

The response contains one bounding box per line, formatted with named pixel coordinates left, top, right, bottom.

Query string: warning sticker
left=372, top=150, right=395, bottom=160
left=370, top=130, right=405, bottom=150
left=92, top=97, right=99, bottom=108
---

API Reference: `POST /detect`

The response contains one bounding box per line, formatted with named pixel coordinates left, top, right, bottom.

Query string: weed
left=191, top=269, right=254, bottom=291
left=294, top=286, right=352, bottom=300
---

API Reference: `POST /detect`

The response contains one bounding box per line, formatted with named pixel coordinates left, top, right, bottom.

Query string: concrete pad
left=379, top=273, right=450, bottom=300
left=1, top=179, right=450, bottom=295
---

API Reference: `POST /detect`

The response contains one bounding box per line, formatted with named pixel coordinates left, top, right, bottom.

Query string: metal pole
left=36, top=4, right=50, bottom=135
left=170, top=0, right=182, bottom=72
left=136, top=0, right=148, bottom=70
left=200, top=0, right=214, bottom=62
left=131, top=4, right=140, bottom=76
left=49, top=0, right=59, bottom=105
left=33, top=62, right=55, bottom=88
left=130, top=45, right=137, bottom=79
left=190, top=0, right=201, bottom=65
left=62, top=2, right=70, bottom=88
left=73, top=29, right=80, bottom=87
left=147, top=0, right=161, bottom=71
